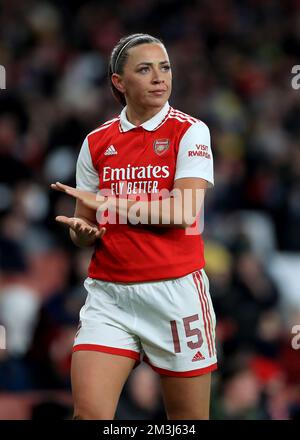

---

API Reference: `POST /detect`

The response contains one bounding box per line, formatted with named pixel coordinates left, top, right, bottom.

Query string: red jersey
left=76, top=102, right=214, bottom=282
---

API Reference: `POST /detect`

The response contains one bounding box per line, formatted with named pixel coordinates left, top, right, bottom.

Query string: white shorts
left=73, top=269, right=217, bottom=377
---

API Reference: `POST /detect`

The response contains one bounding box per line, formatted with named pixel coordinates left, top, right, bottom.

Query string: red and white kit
left=74, top=102, right=217, bottom=376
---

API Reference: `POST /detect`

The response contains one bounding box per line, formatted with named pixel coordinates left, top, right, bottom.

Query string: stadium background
left=0, top=0, right=300, bottom=420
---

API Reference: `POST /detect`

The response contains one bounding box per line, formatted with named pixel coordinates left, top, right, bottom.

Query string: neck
left=125, top=103, right=166, bottom=126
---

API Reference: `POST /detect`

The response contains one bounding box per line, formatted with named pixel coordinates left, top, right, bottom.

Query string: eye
left=162, top=65, right=171, bottom=72
left=138, top=66, right=150, bottom=73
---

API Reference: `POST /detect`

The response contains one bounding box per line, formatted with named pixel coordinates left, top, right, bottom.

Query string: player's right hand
left=55, top=216, right=106, bottom=242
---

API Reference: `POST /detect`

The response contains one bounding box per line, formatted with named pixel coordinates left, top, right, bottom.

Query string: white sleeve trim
left=174, top=121, right=214, bottom=187
left=76, top=136, right=99, bottom=193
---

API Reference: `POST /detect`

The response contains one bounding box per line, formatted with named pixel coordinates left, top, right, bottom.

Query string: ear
left=111, top=73, right=126, bottom=94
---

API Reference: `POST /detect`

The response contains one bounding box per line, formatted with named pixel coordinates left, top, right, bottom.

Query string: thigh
left=71, top=350, right=136, bottom=419
left=160, top=372, right=212, bottom=420
left=75, top=278, right=141, bottom=357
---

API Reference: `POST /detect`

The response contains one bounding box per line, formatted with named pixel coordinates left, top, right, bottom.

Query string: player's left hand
left=51, top=182, right=105, bottom=210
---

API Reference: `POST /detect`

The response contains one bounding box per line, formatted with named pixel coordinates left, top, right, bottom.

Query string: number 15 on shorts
left=170, top=314, right=203, bottom=353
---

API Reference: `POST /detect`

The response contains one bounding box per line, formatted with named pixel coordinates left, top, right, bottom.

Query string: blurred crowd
left=0, top=0, right=300, bottom=420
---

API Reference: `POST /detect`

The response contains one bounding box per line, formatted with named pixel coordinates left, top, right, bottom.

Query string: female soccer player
left=51, top=33, right=217, bottom=420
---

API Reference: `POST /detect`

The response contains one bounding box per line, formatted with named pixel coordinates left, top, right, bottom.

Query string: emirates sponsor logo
left=104, top=145, right=118, bottom=156
left=102, top=164, right=170, bottom=196
left=103, top=164, right=170, bottom=181
left=153, top=139, right=170, bottom=156
left=192, top=351, right=205, bottom=362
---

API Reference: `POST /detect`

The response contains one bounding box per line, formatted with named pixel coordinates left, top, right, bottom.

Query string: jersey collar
left=119, top=102, right=170, bottom=132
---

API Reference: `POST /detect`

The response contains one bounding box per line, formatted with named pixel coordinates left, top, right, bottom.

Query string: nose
left=151, top=67, right=164, bottom=84
left=152, top=77, right=163, bottom=84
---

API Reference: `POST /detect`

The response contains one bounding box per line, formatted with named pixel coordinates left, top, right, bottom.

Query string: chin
left=146, top=96, right=168, bottom=107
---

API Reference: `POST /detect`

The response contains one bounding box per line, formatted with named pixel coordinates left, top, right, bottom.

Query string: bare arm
left=52, top=179, right=207, bottom=230
left=114, top=177, right=207, bottom=228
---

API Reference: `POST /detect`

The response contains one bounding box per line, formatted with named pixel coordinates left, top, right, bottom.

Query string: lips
left=149, top=90, right=166, bottom=95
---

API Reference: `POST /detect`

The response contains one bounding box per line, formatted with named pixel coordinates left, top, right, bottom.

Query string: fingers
left=50, top=182, right=75, bottom=193
left=96, top=227, right=106, bottom=239
left=55, top=215, right=74, bottom=227
left=55, top=216, right=106, bottom=241
left=56, top=216, right=84, bottom=232
left=51, top=183, right=84, bottom=203
left=64, top=187, right=82, bottom=199
left=67, top=189, right=100, bottom=205
left=51, top=183, right=104, bottom=212
left=74, top=224, right=105, bottom=241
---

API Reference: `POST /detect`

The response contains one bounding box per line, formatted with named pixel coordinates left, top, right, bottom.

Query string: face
left=112, top=43, right=172, bottom=110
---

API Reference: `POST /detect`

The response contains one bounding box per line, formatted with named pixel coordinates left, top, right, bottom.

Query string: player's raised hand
left=51, top=182, right=97, bottom=202
left=55, top=216, right=106, bottom=244
left=51, top=182, right=105, bottom=210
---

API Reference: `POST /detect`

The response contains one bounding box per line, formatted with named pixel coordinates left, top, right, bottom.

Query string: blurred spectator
left=116, top=364, right=166, bottom=420
left=211, top=362, right=265, bottom=420
left=0, top=284, right=40, bottom=357
left=31, top=399, right=72, bottom=420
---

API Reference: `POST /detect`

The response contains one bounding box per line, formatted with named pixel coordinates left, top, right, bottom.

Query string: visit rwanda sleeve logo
left=188, top=144, right=211, bottom=159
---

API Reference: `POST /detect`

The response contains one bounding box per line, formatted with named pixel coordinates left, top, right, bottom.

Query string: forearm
left=106, top=194, right=200, bottom=229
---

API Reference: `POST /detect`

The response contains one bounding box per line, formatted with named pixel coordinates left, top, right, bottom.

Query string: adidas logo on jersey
left=192, top=351, right=205, bottom=362
left=104, top=145, right=118, bottom=156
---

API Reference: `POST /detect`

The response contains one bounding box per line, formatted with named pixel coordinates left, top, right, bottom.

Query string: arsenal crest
left=153, top=139, right=170, bottom=156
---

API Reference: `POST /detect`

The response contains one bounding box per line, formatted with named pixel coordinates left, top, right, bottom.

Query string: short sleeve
left=174, top=121, right=214, bottom=187
left=76, top=136, right=99, bottom=192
